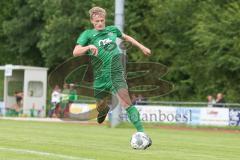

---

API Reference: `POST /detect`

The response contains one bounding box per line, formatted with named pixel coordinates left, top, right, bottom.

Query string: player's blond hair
left=89, top=7, right=106, bottom=19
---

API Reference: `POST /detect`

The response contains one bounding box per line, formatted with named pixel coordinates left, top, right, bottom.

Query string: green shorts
left=93, top=53, right=128, bottom=100
left=93, top=70, right=128, bottom=100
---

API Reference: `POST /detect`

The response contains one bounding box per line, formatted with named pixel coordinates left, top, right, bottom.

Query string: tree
left=2, top=0, right=44, bottom=66
left=0, top=0, right=16, bottom=64
left=188, top=0, right=240, bottom=102
left=38, top=0, right=114, bottom=67
left=1, top=0, right=240, bottom=102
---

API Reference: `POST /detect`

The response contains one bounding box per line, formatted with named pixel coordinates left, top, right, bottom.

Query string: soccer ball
left=130, top=132, right=152, bottom=150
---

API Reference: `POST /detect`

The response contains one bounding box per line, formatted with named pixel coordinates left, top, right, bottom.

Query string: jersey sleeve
left=108, top=26, right=122, bottom=38
left=76, top=30, right=89, bottom=46
left=114, top=26, right=123, bottom=38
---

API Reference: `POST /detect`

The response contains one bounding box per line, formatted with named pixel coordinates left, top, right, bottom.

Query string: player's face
left=91, top=15, right=105, bottom=31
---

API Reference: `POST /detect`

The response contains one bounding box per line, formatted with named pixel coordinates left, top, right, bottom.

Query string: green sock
left=126, top=105, right=144, bottom=132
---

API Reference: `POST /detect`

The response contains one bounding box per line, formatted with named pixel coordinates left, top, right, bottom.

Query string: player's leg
left=94, top=87, right=111, bottom=124
left=96, top=97, right=110, bottom=123
left=115, top=88, right=144, bottom=132
left=110, top=56, right=144, bottom=132
left=115, top=88, right=152, bottom=148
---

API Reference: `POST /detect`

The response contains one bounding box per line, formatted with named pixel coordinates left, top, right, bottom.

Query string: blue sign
left=0, top=102, right=5, bottom=116
left=229, top=109, right=240, bottom=126
left=176, top=107, right=201, bottom=125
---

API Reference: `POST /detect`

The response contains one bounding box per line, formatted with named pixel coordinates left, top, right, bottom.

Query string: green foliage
left=38, top=0, right=114, bottom=67
left=0, top=0, right=240, bottom=102
left=0, top=71, right=4, bottom=101
left=0, top=0, right=16, bottom=65
left=187, top=1, right=240, bottom=102
left=2, top=0, right=44, bottom=66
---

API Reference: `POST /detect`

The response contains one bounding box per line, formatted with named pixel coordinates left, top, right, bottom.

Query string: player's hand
left=88, top=45, right=98, bottom=56
left=141, top=46, right=151, bottom=56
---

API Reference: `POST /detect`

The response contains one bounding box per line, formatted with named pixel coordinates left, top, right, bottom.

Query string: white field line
left=0, top=117, right=95, bottom=124
left=0, top=147, right=95, bottom=160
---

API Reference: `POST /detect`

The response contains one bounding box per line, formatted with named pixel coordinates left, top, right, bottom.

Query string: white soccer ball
left=130, top=132, right=152, bottom=150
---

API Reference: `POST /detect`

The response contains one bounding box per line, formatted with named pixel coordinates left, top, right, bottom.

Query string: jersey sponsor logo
left=108, top=32, right=114, bottom=36
left=98, top=38, right=112, bottom=46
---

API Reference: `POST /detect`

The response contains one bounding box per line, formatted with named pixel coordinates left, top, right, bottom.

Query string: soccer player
left=73, top=7, right=152, bottom=147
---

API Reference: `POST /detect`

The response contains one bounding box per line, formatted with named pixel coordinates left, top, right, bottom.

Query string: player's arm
left=122, top=33, right=151, bottom=56
left=73, top=44, right=98, bottom=57
left=73, top=30, right=98, bottom=56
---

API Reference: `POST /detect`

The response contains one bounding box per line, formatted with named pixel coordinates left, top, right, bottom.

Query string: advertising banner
left=199, top=107, right=229, bottom=126
left=135, top=106, right=229, bottom=126
left=69, top=103, right=233, bottom=127
left=70, top=103, right=96, bottom=114
left=135, top=105, right=177, bottom=123
left=229, top=109, right=240, bottom=126
left=69, top=103, right=97, bottom=120
left=0, top=102, right=5, bottom=116
left=176, top=107, right=201, bottom=125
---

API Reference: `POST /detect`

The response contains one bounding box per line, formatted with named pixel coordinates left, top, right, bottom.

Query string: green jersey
left=69, top=89, right=77, bottom=102
left=76, top=26, right=127, bottom=98
left=61, top=89, right=70, bottom=102
left=76, top=25, right=123, bottom=77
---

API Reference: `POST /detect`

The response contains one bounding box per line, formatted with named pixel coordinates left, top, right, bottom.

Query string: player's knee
left=120, top=101, right=132, bottom=109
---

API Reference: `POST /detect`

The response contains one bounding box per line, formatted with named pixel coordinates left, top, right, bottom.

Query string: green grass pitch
left=0, top=120, right=239, bottom=160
